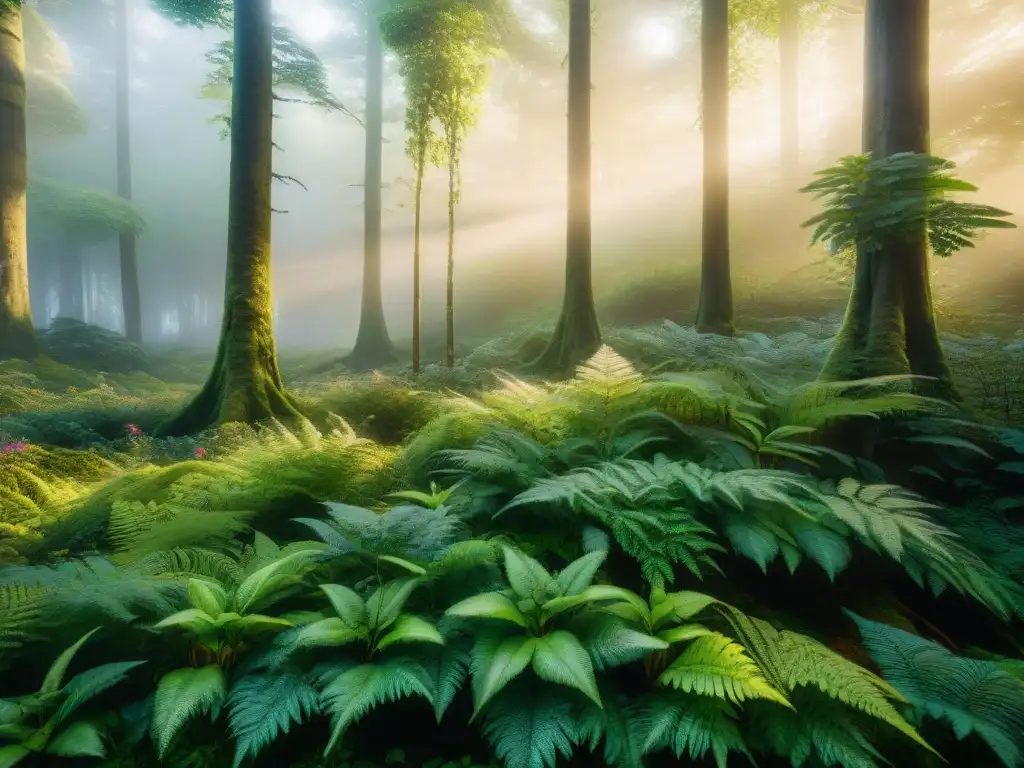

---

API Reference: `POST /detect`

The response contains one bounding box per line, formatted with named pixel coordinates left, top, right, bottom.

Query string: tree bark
left=695, top=0, right=734, bottom=336
left=0, top=5, right=36, bottom=360
left=819, top=0, right=956, bottom=401
left=531, top=0, right=601, bottom=376
left=114, top=0, right=142, bottom=345
left=779, top=0, right=799, bottom=175
left=345, top=0, right=396, bottom=371
left=58, top=249, right=83, bottom=321
left=159, top=0, right=300, bottom=435
left=412, top=141, right=425, bottom=374
left=445, top=146, right=456, bottom=368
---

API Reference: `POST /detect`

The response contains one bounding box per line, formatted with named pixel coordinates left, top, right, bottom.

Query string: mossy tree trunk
left=114, top=0, right=142, bottom=345
left=159, top=0, right=301, bottom=435
left=779, top=0, right=799, bottom=176
left=0, top=5, right=37, bottom=360
left=345, top=0, right=396, bottom=371
left=695, top=0, right=734, bottom=336
left=819, top=0, right=957, bottom=401
left=532, top=0, right=601, bottom=376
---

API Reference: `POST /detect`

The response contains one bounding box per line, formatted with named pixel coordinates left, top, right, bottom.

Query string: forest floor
left=1, top=303, right=1023, bottom=767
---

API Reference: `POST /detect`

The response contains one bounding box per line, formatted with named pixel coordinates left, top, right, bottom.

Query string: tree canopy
left=28, top=179, right=147, bottom=240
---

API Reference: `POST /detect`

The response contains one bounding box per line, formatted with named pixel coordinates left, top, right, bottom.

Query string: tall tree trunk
left=779, top=0, right=799, bottom=175
left=412, top=142, right=425, bottom=374
left=115, top=0, right=142, bottom=345
left=532, top=0, right=601, bottom=375
left=345, top=0, right=395, bottom=371
left=445, top=149, right=456, bottom=368
left=695, top=0, right=734, bottom=335
left=0, top=5, right=35, bottom=360
left=818, top=0, right=956, bottom=401
left=58, top=250, right=83, bottom=321
left=159, top=0, right=300, bottom=435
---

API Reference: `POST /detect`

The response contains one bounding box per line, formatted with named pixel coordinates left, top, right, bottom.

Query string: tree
left=344, top=0, right=397, bottom=371
left=27, top=179, right=146, bottom=323
left=0, top=1, right=36, bottom=360
left=114, top=0, right=141, bottom=343
left=695, top=0, right=734, bottom=336
left=380, top=0, right=445, bottom=374
left=815, top=0, right=953, bottom=398
left=530, top=0, right=601, bottom=375
left=153, top=0, right=303, bottom=434
left=430, top=3, right=493, bottom=368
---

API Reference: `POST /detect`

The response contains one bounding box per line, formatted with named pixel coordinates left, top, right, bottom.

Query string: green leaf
left=234, top=550, right=322, bottom=614
left=320, top=584, right=367, bottom=629
left=423, top=645, right=469, bottom=723
left=53, top=661, right=146, bottom=728
left=379, top=555, right=428, bottom=576
left=365, top=579, right=422, bottom=632
left=376, top=615, right=444, bottom=651
left=501, top=546, right=556, bottom=601
left=39, top=629, right=100, bottom=695
left=658, top=633, right=791, bottom=707
left=44, top=720, right=105, bottom=757
left=470, top=634, right=538, bottom=719
left=0, top=745, right=31, bottom=768
left=152, top=666, right=227, bottom=758
left=188, top=579, right=228, bottom=616
left=541, top=585, right=647, bottom=623
left=286, top=617, right=368, bottom=650
left=658, top=624, right=715, bottom=645
left=321, top=660, right=433, bottom=755
left=531, top=630, right=602, bottom=707
left=154, top=609, right=217, bottom=634
left=554, top=551, right=607, bottom=596
left=446, top=592, right=530, bottom=627
left=228, top=672, right=319, bottom=768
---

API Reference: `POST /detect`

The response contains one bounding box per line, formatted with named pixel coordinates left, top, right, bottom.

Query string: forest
left=1, top=0, right=1023, bottom=766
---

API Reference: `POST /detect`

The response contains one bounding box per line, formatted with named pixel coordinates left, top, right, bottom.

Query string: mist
left=26, top=0, right=1024, bottom=351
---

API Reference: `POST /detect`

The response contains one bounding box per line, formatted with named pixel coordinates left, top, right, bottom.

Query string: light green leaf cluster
left=801, top=152, right=1016, bottom=259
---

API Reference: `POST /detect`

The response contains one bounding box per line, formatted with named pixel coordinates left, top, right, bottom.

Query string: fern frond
left=631, top=689, right=750, bottom=768
left=152, top=665, right=227, bottom=758
left=479, top=679, right=578, bottom=768
left=319, top=659, right=433, bottom=755
left=851, top=614, right=1024, bottom=767
left=227, top=671, right=320, bottom=767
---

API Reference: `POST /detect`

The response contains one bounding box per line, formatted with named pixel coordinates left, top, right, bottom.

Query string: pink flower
left=126, top=424, right=143, bottom=438
left=2, top=442, right=27, bottom=454
left=194, top=447, right=208, bottom=459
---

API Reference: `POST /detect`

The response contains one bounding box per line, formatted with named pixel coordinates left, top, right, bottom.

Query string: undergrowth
left=1, top=327, right=1023, bottom=767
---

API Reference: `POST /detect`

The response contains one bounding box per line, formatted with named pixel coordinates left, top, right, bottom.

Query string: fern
left=479, top=679, right=578, bottom=768
left=319, top=658, right=434, bottom=755
left=851, top=614, right=1024, bottom=767
left=631, top=690, right=751, bottom=767
left=152, top=665, right=227, bottom=758
left=227, top=671, right=320, bottom=767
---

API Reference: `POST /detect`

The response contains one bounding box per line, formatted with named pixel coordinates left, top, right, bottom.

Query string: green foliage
left=852, top=614, right=1024, bottom=767
left=0, top=629, right=144, bottom=763
left=28, top=179, right=147, bottom=240
left=201, top=24, right=354, bottom=136
left=801, top=152, right=1016, bottom=258
left=2, top=340, right=1023, bottom=767
left=39, top=320, right=150, bottom=374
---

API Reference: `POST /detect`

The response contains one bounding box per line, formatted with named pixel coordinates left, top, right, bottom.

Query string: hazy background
left=26, top=0, right=1024, bottom=351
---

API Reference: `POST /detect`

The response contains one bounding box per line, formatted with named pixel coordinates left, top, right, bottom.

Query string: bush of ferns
left=1, top=344, right=1023, bottom=767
